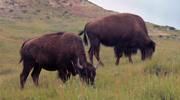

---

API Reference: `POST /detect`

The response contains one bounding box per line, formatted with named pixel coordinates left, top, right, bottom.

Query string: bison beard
left=79, top=13, right=156, bottom=66
left=19, top=32, right=99, bottom=89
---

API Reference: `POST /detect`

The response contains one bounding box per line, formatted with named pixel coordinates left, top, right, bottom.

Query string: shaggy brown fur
left=79, top=13, right=155, bottom=66
left=19, top=32, right=99, bottom=89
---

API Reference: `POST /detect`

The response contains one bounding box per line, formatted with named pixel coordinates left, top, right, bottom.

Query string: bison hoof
left=115, top=62, right=119, bottom=66
left=100, top=62, right=104, bottom=66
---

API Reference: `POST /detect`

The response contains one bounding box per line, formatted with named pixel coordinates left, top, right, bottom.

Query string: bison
left=19, top=32, right=99, bottom=89
left=79, top=13, right=156, bottom=66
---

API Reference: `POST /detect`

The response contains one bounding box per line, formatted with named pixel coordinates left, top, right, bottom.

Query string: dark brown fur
left=19, top=32, right=98, bottom=89
left=79, top=13, right=156, bottom=66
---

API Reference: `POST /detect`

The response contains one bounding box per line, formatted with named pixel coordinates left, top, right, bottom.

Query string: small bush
left=37, top=1, right=41, bottom=4
left=9, top=9, right=13, bottom=12
left=20, top=5, right=27, bottom=8
left=11, top=17, right=23, bottom=19
left=0, top=8, right=4, bottom=10
left=22, top=10, right=28, bottom=13
left=62, top=1, right=67, bottom=3
left=149, top=36, right=153, bottom=39
left=46, top=16, right=50, bottom=19
left=33, top=12, right=37, bottom=15
left=153, top=25, right=160, bottom=29
left=169, top=27, right=175, bottom=30
left=36, top=10, right=41, bottom=12
left=159, top=35, right=163, bottom=38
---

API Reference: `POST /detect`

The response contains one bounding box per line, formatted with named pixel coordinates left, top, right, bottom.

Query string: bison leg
left=115, top=55, right=122, bottom=65
left=20, top=61, right=33, bottom=89
left=128, top=53, right=133, bottom=64
left=66, top=60, right=77, bottom=79
left=68, top=61, right=76, bottom=76
left=66, top=70, right=71, bottom=79
left=89, top=41, right=104, bottom=66
left=114, top=41, right=128, bottom=65
left=31, top=63, right=42, bottom=87
left=141, top=49, right=145, bottom=60
left=93, top=43, right=104, bottom=66
left=57, top=66, right=67, bottom=83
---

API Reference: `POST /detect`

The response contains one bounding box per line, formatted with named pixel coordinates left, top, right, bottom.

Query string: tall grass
left=0, top=17, right=180, bottom=99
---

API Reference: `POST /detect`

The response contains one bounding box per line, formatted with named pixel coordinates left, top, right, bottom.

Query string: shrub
left=62, top=1, right=67, bottom=3
left=9, top=9, right=13, bottom=12
left=0, top=8, right=4, bottom=10
left=11, top=17, right=23, bottom=19
left=169, top=27, right=175, bottom=30
left=37, top=1, right=41, bottom=4
left=33, top=12, right=37, bottom=15
left=46, top=16, right=50, bottom=19
left=20, top=5, right=27, bottom=8
left=153, top=25, right=160, bottom=29
left=44, top=4, right=48, bottom=6
left=22, top=10, right=28, bottom=13
left=159, top=35, right=163, bottom=38
left=36, top=10, right=41, bottom=12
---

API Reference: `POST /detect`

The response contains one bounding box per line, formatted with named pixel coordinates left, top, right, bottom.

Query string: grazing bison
left=79, top=13, right=156, bottom=66
left=19, top=32, right=99, bottom=89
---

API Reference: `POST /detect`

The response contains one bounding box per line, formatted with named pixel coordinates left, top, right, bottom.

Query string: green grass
left=0, top=16, right=180, bottom=100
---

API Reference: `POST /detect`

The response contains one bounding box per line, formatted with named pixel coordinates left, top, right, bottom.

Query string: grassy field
left=0, top=16, right=180, bottom=100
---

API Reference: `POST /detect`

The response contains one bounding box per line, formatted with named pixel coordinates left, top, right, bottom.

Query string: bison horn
left=95, top=60, right=100, bottom=69
left=77, top=58, right=83, bottom=69
left=155, top=42, right=160, bottom=46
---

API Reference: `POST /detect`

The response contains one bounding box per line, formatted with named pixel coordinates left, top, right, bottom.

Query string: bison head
left=77, top=58, right=99, bottom=85
left=147, top=41, right=156, bottom=59
left=141, top=41, right=156, bottom=60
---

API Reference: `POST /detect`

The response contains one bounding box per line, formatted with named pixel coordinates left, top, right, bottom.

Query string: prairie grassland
left=0, top=17, right=180, bottom=100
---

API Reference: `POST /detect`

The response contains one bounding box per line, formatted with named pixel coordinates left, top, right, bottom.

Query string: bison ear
left=95, top=60, right=100, bottom=69
left=77, top=58, right=83, bottom=69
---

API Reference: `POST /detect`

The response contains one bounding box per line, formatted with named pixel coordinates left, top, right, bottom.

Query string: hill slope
left=0, top=0, right=179, bottom=37
left=0, top=0, right=117, bottom=18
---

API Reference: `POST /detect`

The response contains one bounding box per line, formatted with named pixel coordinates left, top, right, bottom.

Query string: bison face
left=147, top=41, right=156, bottom=59
left=144, top=41, right=156, bottom=59
left=77, top=59, right=100, bottom=85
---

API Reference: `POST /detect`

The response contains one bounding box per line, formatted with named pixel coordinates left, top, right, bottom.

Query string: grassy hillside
left=1, top=0, right=180, bottom=100
left=1, top=15, right=180, bottom=99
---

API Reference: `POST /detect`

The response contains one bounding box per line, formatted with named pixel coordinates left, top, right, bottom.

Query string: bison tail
left=79, top=30, right=88, bottom=46
left=19, top=41, right=27, bottom=64
left=19, top=58, right=23, bottom=64
left=79, top=31, right=84, bottom=36
left=83, top=31, right=88, bottom=46
left=19, top=50, right=23, bottom=64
